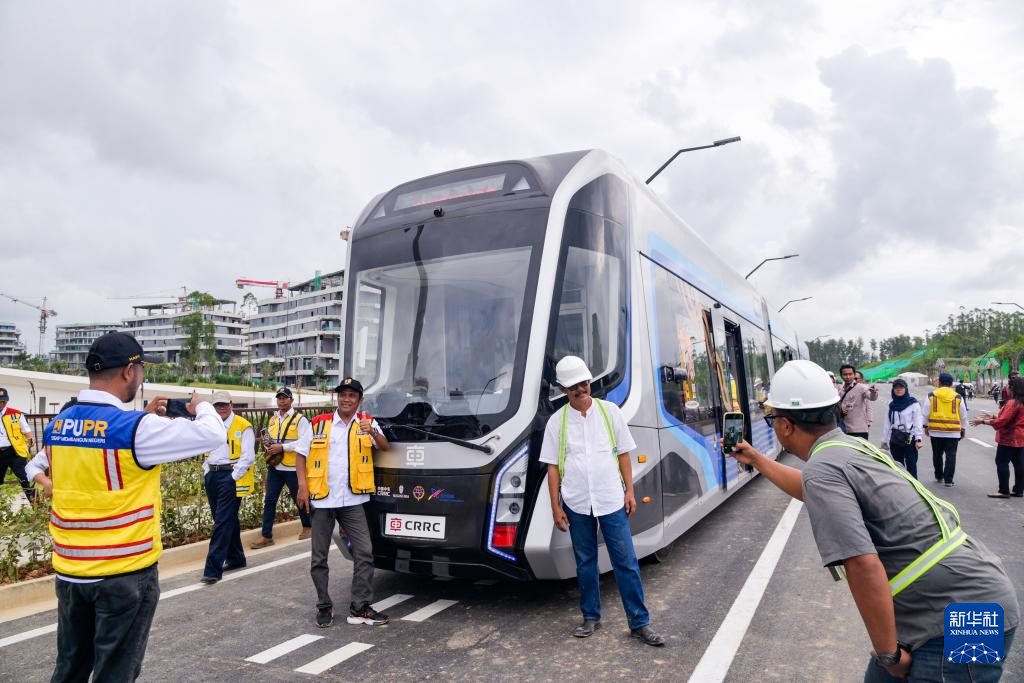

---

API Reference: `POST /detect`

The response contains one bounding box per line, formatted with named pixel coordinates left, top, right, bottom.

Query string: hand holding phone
left=722, top=411, right=745, bottom=454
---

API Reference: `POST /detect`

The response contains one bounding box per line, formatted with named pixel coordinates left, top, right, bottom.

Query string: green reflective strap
left=556, top=400, right=623, bottom=486
left=810, top=437, right=967, bottom=596
left=888, top=527, right=967, bottom=596
left=557, top=406, right=569, bottom=480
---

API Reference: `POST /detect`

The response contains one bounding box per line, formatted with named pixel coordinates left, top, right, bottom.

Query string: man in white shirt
left=252, top=387, right=313, bottom=547
left=0, top=387, right=35, bottom=501
left=200, top=391, right=256, bottom=584
left=25, top=331, right=225, bottom=683
left=296, top=378, right=390, bottom=628
left=539, top=356, right=664, bottom=646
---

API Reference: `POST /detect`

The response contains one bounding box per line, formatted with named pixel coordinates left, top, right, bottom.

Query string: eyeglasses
left=763, top=414, right=787, bottom=428
left=563, top=380, right=590, bottom=391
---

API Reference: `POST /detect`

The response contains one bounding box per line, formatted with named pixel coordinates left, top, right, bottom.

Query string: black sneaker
left=316, top=607, right=334, bottom=628
left=347, top=602, right=389, bottom=625
left=944, top=482, right=955, bottom=487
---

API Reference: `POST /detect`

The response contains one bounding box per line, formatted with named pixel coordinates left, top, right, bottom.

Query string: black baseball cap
left=85, top=332, right=160, bottom=372
left=334, top=378, right=364, bottom=396
left=275, top=387, right=293, bottom=398
left=0, top=388, right=8, bottom=401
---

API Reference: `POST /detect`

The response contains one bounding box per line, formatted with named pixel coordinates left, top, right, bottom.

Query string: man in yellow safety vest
left=730, top=360, right=1018, bottom=681
left=200, top=391, right=256, bottom=584
left=0, top=387, right=35, bottom=501
left=24, top=331, right=225, bottom=682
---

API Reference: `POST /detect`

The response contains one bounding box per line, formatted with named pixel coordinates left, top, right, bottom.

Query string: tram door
left=709, top=309, right=751, bottom=488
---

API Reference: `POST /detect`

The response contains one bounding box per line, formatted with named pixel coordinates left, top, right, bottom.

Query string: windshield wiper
left=382, top=422, right=493, bottom=454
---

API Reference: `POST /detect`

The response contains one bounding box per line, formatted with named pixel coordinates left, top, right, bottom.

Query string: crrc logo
left=405, top=444, right=426, bottom=467
left=389, top=518, right=402, bottom=531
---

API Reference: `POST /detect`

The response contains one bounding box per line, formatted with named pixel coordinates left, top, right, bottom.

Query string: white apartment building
left=247, top=270, right=343, bottom=388
left=122, top=298, right=247, bottom=368
left=0, top=322, right=25, bottom=366
left=52, top=322, right=123, bottom=369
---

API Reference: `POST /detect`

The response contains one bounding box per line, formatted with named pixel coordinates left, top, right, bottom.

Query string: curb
left=0, top=519, right=304, bottom=623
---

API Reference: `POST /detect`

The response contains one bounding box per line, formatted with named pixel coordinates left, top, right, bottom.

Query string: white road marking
left=294, top=642, right=373, bottom=674
left=968, top=438, right=994, bottom=449
left=687, top=498, right=804, bottom=683
left=401, top=599, right=458, bottom=622
left=0, top=624, right=57, bottom=648
left=371, top=593, right=414, bottom=612
left=0, top=549, right=315, bottom=649
left=246, top=634, right=323, bottom=664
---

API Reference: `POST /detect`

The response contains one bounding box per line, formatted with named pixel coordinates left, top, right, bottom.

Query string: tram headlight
left=486, top=442, right=529, bottom=561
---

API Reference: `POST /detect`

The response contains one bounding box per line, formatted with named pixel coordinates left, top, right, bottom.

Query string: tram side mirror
left=660, top=366, right=688, bottom=384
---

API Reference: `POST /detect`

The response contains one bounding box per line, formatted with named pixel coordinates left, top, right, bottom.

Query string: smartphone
left=722, top=411, right=745, bottom=454
left=165, top=398, right=192, bottom=419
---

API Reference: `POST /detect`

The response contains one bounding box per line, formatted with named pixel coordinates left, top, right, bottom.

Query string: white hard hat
left=765, top=360, right=840, bottom=410
left=555, top=356, right=593, bottom=387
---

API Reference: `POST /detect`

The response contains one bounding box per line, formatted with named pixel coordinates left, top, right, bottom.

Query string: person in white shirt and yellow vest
left=24, top=332, right=225, bottom=683
left=200, top=391, right=256, bottom=584
left=925, top=372, right=968, bottom=487
left=540, top=356, right=665, bottom=647
left=252, top=386, right=313, bottom=548
left=0, top=387, right=35, bottom=501
left=296, top=377, right=390, bottom=628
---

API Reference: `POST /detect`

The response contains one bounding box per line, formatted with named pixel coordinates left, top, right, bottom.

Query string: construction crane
left=0, top=292, right=57, bottom=356
left=236, top=278, right=290, bottom=299
left=107, top=286, right=188, bottom=301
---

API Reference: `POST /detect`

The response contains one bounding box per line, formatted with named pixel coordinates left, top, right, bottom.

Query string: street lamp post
left=778, top=297, right=812, bottom=313
left=993, top=301, right=1024, bottom=312
left=646, top=136, right=741, bottom=185
left=745, top=254, right=799, bottom=279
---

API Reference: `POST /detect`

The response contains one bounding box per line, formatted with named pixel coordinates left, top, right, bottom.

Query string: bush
left=0, top=484, right=52, bottom=583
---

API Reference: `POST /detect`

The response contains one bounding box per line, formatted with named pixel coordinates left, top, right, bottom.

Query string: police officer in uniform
left=200, top=391, right=256, bottom=584
left=0, top=387, right=35, bottom=501
left=24, top=332, right=226, bottom=682
left=730, top=360, right=1019, bottom=681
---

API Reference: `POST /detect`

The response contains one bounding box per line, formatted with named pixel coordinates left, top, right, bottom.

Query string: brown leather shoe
left=298, top=527, right=312, bottom=541
left=250, top=536, right=275, bottom=549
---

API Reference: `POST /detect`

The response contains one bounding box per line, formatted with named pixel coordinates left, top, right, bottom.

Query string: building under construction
left=122, top=298, right=247, bottom=368
left=0, top=322, right=26, bottom=366
left=52, top=322, right=124, bottom=369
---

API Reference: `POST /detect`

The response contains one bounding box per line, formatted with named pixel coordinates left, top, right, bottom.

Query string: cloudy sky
left=1, top=0, right=1022, bottom=355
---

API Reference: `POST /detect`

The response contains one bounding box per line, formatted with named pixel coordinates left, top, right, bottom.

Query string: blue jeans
left=203, top=470, right=245, bottom=579
left=563, top=504, right=650, bottom=629
left=864, top=628, right=1016, bottom=682
left=260, top=467, right=311, bottom=538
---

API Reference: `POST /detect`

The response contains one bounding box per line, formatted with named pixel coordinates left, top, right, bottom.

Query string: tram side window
left=353, top=283, right=385, bottom=382
left=772, top=337, right=794, bottom=375
left=741, top=326, right=770, bottom=421
left=548, top=176, right=628, bottom=399
left=651, top=265, right=716, bottom=429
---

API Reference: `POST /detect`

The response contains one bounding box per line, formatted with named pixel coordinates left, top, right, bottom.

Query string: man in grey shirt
left=732, top=360, right=1018, bottom=681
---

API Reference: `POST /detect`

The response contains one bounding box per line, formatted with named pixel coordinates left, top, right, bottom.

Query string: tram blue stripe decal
left=646, top=261, right=720, bottom=492
left=647, top=233, right=763, bottom=327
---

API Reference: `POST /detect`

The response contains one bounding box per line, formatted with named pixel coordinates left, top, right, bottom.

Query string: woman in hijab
left=881, top=378, right=924, bottom=477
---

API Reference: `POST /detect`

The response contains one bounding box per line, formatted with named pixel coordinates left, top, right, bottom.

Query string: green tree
left=178, top=291, right=218, bottom=380
left=313, top=365, right=326, bottom=390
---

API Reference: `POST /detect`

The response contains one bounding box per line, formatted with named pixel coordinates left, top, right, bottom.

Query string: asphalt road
left=1, top=385, right=1021, bottom=682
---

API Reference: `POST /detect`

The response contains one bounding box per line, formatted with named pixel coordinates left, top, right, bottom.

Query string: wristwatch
left=873, top=641, right=909, bottom=667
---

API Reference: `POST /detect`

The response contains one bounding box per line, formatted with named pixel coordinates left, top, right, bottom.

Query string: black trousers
left=203, top=470, right=245, bottom=579
left=0, top=446, right=34, bottom=500
left=931, top=437, right=959, bottom=484
left=994, top=444, right=1024, bottom=496
left=51, top=564, right=160, bottom=683
left=889, top=440, right=919, bottom=478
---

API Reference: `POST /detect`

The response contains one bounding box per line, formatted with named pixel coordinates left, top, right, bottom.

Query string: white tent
left=898, top=371, right=930, bottom=387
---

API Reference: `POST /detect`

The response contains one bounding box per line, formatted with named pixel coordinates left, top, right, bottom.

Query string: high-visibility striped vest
left=268, top=411, right=302, bottom=467
left=810, top=436, right=967, bottom=596
left=927, top=387, right=962, bottom=434
left=1, top=407, right=31, bottom=458
left=206, top=414, right=255, bottom=498
left=42, top=402, right=160, bottom=578
left=305, top=413, right=375, bottom=498
left=556, top=399, right=624, bottom=488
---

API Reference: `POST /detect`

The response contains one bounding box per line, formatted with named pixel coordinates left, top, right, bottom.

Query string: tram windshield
left=345, top=208, right=546, bottom=437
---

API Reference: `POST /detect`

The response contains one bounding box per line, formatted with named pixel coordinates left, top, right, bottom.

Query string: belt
left=208, top=464, right=234, bottom=472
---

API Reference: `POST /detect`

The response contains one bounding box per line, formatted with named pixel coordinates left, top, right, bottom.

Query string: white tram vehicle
left=341, top=150, right=808, bottom=580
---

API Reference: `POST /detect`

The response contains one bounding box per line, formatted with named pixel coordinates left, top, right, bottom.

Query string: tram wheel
left=652, top=540, right=675, bottom=563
